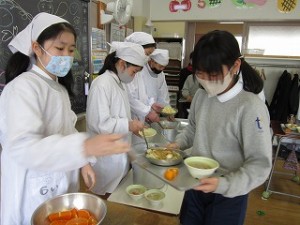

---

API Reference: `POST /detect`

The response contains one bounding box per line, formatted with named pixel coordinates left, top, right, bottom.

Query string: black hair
left=99, top=51, right=119, bottom=75
left=5, top=22, right=77, bottom=96
left=142, top=43, right=156, bottom=49
left=193, top=30, right=263, bottom=94
left=99, top=51, right=142, bottom=75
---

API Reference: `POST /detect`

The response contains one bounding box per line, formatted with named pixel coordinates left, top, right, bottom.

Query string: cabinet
left=154, top=37, right=185, bottom=110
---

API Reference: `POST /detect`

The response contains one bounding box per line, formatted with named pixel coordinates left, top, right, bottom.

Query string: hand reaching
left=145, top=110, right=160, bottom=123
left=129, top=119, right=144, bottom=135
left=84, top=134, right=130, bottom=157
left=151, top=103, right=163, bottom=113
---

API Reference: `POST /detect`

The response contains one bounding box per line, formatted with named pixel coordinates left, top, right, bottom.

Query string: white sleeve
left=86, top=81, right=129, bottom=135
left=3, top=82, right=90, bottom=172
left=126, top=76, right=151, bottom=120
left=157, top=72, right=170, bottom=106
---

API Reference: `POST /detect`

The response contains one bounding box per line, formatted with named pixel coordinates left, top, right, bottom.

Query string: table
left=262, top=121, right=300, bottom=199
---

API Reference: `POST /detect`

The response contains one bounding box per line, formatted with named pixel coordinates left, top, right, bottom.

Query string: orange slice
left=66, top=218, right=89, bottom=225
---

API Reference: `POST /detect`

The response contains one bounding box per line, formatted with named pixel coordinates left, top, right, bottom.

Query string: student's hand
left=167, top=115, right=176, bottom=121
left=129, top=119, right=144, bottom=134
left=193, top=177, right=219, bottom=193
left=81, top=164, right=96, bottom=190
left=151, top=103, right=163, bottom=113
left=166, top=142, right=180, bottom=150
left=146, top=110, right=160, bottom=123
left=84, top=134, right=130, bottom=157
left=186, top=96, right=193, bottom=102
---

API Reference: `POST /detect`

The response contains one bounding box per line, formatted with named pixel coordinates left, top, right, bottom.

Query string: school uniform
left=176, top=73, right=272, bottom=225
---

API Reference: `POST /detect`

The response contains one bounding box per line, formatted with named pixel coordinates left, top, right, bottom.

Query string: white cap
left=150, top=49, right=169, bottom=66
left=109, top=42, right=147, bottom=67
left=8, top=12, right=68, bottom=56
left=124, top=32, right=155, bottom=46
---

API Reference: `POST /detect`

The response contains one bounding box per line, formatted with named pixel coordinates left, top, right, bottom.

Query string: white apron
left=0, top=66, right=90, bottom=225
left=86, top=71, right=131, bottom=195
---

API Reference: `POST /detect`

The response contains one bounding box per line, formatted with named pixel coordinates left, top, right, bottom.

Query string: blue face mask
left=38, top=45, right=74, bottom=77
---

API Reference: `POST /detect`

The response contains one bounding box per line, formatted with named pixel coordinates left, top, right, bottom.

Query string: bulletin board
left=0, top=0, right=90, bottom=113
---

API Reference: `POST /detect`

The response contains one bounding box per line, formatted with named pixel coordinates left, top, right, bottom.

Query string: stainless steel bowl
left=145, top=148, right=184, bottom=166
left=31, top=192, right=107, bottom=225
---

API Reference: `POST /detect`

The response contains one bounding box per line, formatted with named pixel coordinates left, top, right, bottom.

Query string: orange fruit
left=71, top=208, right=78, bottom=218
left=48, top=211, right=72, bottom=222
left=164, top=167, right=179, bottom=181
left=77, top=209, right=90, bottom=219
left=88, top=215, right=98, bottom=225
left=66, top=218, right=89, bottom=225
left=50, top=221, right=68, bottom=225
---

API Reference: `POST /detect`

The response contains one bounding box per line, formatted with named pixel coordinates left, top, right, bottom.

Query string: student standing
left=86, top=42, right=146, bottom=195
left=168, top=30, right=272, bottom=225
left=126, top=49, right=170, bottom=123
left=181, top=74, right=201, bottom=102
left=124, top=31, right=156, bottom=56
left=0, top=13, right=129, bottom=225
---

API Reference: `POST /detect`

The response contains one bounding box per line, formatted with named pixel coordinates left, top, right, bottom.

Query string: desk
left=262, top=121, right=300, bottom=199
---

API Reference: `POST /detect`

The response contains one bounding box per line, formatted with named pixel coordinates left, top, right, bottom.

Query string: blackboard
left=0, top=0, right=90, bottom=114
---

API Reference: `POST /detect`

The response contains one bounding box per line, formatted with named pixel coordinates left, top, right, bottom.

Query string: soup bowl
left=184, top=156, right=219, bottom=179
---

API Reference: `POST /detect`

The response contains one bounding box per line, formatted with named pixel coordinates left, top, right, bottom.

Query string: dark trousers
left=180, top=190, right=248, bottom=225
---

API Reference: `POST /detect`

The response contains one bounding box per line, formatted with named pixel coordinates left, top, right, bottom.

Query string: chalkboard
left=0, top=0, right=90, bottom=114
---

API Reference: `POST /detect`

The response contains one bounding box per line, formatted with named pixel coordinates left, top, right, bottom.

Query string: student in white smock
left=0, top=13, right=130, bottom=225
left=86, top=42, right=146, bottom=195
left=126, top=49, right=170, bottom=122
left=124, top=31, right=156, bottom=56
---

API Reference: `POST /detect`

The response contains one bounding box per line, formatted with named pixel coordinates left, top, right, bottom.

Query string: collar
left=109, top=70, right=125, bottom=90
left=32, top=64, right=58, bottom=82
left=217, top=73, right=243, bottom=103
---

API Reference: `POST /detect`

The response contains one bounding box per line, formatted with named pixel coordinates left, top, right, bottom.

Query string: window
left=243, top=23, right=300, bottom=57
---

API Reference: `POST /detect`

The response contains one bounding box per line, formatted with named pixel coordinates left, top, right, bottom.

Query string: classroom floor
left=244, top=158, right=300, bottom=225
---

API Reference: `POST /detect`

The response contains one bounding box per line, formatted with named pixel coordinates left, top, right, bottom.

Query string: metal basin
left=31, top=192, right=107, bottom=225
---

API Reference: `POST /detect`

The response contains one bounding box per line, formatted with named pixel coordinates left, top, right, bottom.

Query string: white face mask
left=196, top=70, right=233, bottom=97
left=117, top=64, right=134, bottom=83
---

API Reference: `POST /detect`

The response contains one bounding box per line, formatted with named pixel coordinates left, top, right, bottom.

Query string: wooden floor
left=244, top=158, right=300, bottom=225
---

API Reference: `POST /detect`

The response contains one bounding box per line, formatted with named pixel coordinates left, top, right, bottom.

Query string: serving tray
left=133, top=154, right=226, bottom=191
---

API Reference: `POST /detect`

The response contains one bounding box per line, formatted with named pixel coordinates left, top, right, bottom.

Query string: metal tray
left=133, top=154, right=225, bottom=191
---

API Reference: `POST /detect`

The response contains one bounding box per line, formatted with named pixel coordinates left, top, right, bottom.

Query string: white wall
left=150, top=0, right=300, bottom=21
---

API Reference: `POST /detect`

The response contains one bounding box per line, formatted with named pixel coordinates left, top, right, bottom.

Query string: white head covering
left=8, top=12, right=68, bottom=56
left=124, top=32, right=155, bottom=46
left=109, top=42, right=147, bottom=67
left=150, top=49, right=169, bottom=66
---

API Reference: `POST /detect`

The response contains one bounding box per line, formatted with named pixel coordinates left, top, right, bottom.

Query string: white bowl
left=138, top=128, right=157, bottom=138
left=184, top=156, right=219, bottom=179
left=126, top=184, right=147, bottom=201
left=144, top=189, right=165, bottom=206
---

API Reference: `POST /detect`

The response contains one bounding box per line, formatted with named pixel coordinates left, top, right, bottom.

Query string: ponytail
left=5, top=52, right=30, bottom=84
left=240, top=58, right=263, bottom=94
left=99, top=52, right=119, bottom=75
